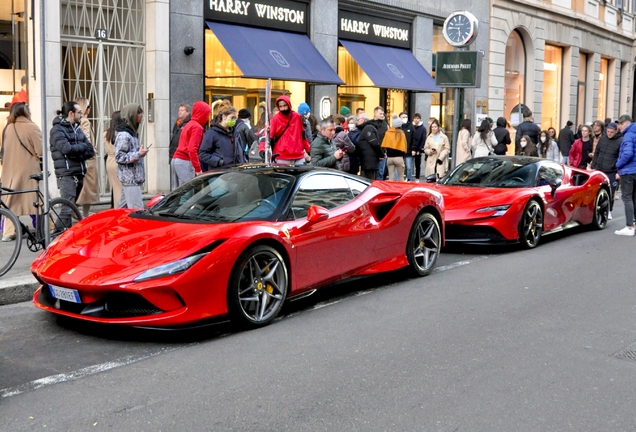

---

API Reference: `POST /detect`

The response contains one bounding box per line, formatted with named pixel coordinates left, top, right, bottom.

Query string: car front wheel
left=228, top=245, right=289, bottom=328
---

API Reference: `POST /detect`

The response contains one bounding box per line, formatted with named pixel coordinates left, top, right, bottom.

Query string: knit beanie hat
left=238, top=108, right=251, bottom=119
left=339, top=106, right=351, bottom=116
left=297, top=102, right=310, bottom=115
left=391, top=114, right=402, bottom=128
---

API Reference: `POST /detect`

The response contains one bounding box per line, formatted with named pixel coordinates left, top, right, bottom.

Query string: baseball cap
left=607, top=122, right=618, bottom=130
left=617, top=114, right=632, bottom=123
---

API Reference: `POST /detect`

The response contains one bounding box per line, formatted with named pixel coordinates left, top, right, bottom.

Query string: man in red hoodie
left=171, top=101, right=211, bottom=188
left=269, top=95, right=310, bottom=165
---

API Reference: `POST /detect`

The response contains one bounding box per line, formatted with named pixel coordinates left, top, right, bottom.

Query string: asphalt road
left=1, top=205, right=636, bottom=431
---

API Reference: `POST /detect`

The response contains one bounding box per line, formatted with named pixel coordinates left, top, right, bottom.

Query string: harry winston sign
left=205, top=0, right=309, bottom=33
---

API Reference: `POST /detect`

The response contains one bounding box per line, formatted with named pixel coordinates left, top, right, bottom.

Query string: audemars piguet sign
left=205, top=0, right=308, bottom=33
left=435, top=51, right=482, bottom=88
left=338, top=10, right=411, bottom=49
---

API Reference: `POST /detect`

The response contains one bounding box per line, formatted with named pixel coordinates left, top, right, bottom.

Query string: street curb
left=0, top=275, right=39, bottom=306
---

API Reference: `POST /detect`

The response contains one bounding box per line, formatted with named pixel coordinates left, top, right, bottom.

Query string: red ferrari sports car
left=425, top=156, right=610, bottom=248
left=32, top=165, right=444, bottom=329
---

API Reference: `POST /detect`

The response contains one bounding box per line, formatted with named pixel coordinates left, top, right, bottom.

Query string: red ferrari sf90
left=32, top=165, right=444, bottom=329
left=426, top=156, right=610, bottom=248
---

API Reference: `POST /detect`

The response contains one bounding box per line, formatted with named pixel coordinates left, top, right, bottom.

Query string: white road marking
left=0, top=346, right=182, bottom=399
left=1, top=256, right=489, bottom=400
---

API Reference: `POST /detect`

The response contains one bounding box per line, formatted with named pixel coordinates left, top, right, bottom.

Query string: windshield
left=149, top=171, right=294, bottom=222
left=441, top=158, right=538, bottom=188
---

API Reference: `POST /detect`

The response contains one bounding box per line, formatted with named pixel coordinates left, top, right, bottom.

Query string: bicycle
left=0, top=173, right=83, bottom=277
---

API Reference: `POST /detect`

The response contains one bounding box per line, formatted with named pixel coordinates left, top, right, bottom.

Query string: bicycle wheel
left=0, top=208, right=23, bottom=277
left=48, top=198, right=83, bottom=239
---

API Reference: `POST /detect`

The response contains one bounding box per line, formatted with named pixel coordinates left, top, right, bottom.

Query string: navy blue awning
left=206, top=22, right=343, bottom=85
left=339, top=40, right=441, bottom=92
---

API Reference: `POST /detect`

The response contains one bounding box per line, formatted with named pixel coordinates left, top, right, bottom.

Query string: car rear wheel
left=591, top=188, right=610, bottom=230
left=518, top=199, right=543, bottom=249
left=406, top=212, right=441, bottom=277
left=228, top=245, right=289, bottom=328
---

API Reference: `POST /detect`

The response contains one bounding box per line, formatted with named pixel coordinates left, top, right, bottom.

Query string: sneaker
left=1, top=235, right=15, bottom=242
left=608, top=211, right=613, bottom=220
left=614, top=226, right=635, bottom=236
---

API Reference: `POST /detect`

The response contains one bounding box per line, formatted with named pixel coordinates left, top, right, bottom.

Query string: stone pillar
left=169, top=3, right=204, bottom=129
left=147, top=0, right=171, bottom=194
left=310, top=0, right=338, bottom=119
left=412, top=16, right=433, bottom=119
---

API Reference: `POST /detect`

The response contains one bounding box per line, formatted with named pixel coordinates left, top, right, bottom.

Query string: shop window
left=598, top=58, right=609, bottom=120
left=541, top=45, right=562, bottom=130
left=0, top=0, right=28, bottom=108
left=337, top=45, right=380, bottom=115
left=504, top=30, right=526, bottom=127
left=204, top=29, right=306, bottom=122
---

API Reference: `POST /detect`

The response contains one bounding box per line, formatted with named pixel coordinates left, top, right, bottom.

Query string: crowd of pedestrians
left=2, top=91, right=636, bottom=241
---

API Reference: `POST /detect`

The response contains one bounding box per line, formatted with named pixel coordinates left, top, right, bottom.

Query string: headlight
left=474, top=205, right=511, bottom=217
left=134, top=253, right=207, bottom=282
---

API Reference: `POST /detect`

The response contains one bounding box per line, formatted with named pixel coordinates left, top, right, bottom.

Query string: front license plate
left=49, top=285, right=81, bottom=303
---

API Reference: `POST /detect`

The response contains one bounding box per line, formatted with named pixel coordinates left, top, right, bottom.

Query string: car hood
left=32, top=209, right=240, bottom=284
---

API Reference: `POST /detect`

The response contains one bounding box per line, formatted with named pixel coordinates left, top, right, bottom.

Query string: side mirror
left=146, top=194, right=165, bottom=208
left=549, top=178, right=562, bottom=198
left=297, top=205, right=329, bottom=231
left=425, top=173, right=438, bottom=183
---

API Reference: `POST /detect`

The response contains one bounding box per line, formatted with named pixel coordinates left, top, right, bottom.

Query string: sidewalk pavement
left=0, top=198, right=155, bottom=306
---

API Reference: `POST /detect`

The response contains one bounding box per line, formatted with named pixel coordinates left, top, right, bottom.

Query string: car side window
left=289, top=174, right=355, bottom=220
left=345, top=178, right=369, bottom=197
left=537, top=163, right=563, bottom=187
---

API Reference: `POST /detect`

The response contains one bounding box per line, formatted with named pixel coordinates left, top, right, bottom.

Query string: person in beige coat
left=0, top=103, right=42, bottom=241
left=455, top=119, right=472, bottom=165
left=424, top=120, right=450, bottom=178
left=104, top=111, right=124, bottom=207
left=74, top=98, right=99, bottom=217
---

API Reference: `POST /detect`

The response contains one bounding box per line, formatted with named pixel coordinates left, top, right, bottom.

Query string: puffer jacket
left=616, top=123, right=636, bottom=175
left=49, top=116, right=94, bottom=177
left=199, top=123, right=245, bottom=170
left=357, top=121, right=385, bottom=171
left=592, top=131, right=622, bottom=173
left=310, top=133, right=338, bottom=169
left=515, top=120, right=541, bottom=148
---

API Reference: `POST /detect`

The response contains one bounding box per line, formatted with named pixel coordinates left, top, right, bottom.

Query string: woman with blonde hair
left=381, top=115, right=407, bottom=181
left=104, top=111, right=124, bottom=206
left=424, top=120, right=450, bottom=177
left=74, top=97, right=99, bottom=216
left=0, top=103, right=42, bottom=241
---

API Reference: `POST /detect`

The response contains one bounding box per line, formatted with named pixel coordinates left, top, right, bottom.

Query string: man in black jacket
left=50, top=101, right=95, bottom=226
left=515, top=108, right=541, bottom=153
left=411, top=113, right=426, bottom=180
left=370, top=106, right=388, bottom=180
left=558, top=120, right=575, bottom=165
left=357, top=113, right=385, bottom=181
left=592, top=122, right=622, bottom=218
left=399, top=111, right=415, bottom=181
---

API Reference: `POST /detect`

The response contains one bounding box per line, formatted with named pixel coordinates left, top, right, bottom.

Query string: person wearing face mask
left=538, top=130, right=560, bottom=162
left=399, top=112, right=415, bottom=181
left=234, top=108, right=255, bottom=161
left=517, top=134, right=538, bottom=156
left=411, top=113, right=426, bottom=180
left=268, top=95, right=310, bottom=165
left=568, top=124, right=593, bottom=168
left=199, top=100, right=245, bottom=170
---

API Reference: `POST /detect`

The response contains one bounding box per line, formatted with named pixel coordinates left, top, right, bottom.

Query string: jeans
left=376, top=158, right=387, bottom=180
left=276, top=158, right=305, bottom=166
left=562, top=156, right=569, bottom=165
left=57, top=176, right=83, bottom=229
left=404, top=155, right=413, bottom=181
left=362, top=170, right=377, bottom=181
left=620, top=173, right=636, bottom=226
left=414, top=154, right=422, bottom=179
left=603, top=171, right=618, bottom=211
